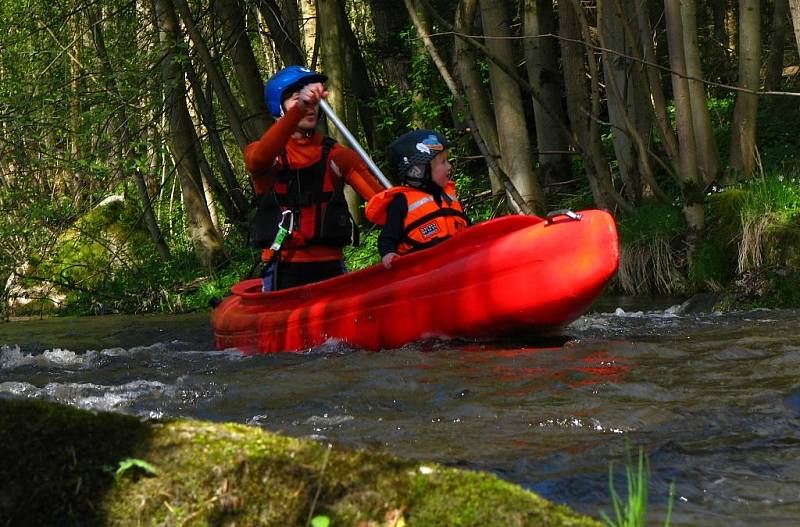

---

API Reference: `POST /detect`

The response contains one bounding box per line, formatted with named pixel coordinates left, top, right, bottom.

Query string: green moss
left=0, top=399, right=601, bottom=527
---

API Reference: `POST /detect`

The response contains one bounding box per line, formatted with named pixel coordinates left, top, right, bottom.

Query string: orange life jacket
left=250, top=137, right=357, bottom=250
left=366, top=182, right=469, bottom=254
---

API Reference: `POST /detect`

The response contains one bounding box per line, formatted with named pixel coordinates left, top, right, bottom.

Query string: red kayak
left=211, top=209, right=619, bottom=353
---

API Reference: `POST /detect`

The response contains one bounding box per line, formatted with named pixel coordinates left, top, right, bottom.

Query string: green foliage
left=114, top=458, right=158, bottom=480
left=601, top=447, right=674, bottom=527
left=311, top=515, right=331, bottom=527
left=344, top=227, right=381, bottom=272
left=616, top=203, right=685, bottom=246
left=736, top=173, right=800, bottom=220
left=688, top=238, right=734, bottom=290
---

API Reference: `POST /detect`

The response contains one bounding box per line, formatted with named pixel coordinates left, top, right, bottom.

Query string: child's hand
left=382, top=252, right=399, bottom=269
left=298, top=82, right=328, bottom=108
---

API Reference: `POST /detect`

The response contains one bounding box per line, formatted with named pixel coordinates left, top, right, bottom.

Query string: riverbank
left=0, top=398, right=600, bottom=526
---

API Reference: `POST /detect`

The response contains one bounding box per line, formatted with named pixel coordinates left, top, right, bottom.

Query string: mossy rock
left=0, top=398, right=600, bottom=527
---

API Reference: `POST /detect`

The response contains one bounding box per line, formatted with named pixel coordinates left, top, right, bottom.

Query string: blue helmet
left=264, top=66, right=328, bottom=117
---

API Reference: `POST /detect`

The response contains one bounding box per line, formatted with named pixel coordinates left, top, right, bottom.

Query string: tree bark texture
left=256, top=0, right=306, bottom=67
left=368, top=0, right=411, bottom=91
left=409, top=0, right=531, bottom=214
left=598, top=0, right=655, bottom=204
left=523, top=0, right=571, bottom=191
left=681, top=0, right=720, bottom=185
left=664, top=0, right=704, bottom=260
left=729, top=0, right=761, bottom=179
left=214, top=0, right=271, bottom=136
left=478, top=0, right=544, bottom=213
left=172, top=0, right=251, bottom=147
left=791, top=0, right=800, bottom=62
left=454, top=0, right=502, bottom=194
left=766, top=0, right=790, bottom=90
left=154, top=0, right=227, bottom=269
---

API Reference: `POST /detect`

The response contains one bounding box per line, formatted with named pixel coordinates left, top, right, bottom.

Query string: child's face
left=430, top=151, right=451, bottom=188
left=282, top=90, right=319, bottom=130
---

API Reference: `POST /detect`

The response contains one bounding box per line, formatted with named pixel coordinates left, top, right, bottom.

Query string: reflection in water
left=2, top=306, right=800, bottom=526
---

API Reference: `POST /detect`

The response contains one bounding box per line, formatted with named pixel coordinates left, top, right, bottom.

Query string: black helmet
left=386, top=129, right=449, bottom=188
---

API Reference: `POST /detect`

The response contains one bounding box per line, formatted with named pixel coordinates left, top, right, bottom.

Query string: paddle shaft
left=319, top=99, right=392, bottom=189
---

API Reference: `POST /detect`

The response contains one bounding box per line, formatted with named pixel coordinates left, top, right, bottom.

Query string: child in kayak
left=365, top=129, right=470, bottom=269
left=244, top=66, right=384, bottom=291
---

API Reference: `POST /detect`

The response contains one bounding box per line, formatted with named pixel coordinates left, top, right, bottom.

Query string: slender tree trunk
left=214, top=0, right=271, bottom=135
left=154, top=0, right=227, bottom=269
left=766, top=0, right=790, bottom=90
left=256, top=0, right=306, bottom=67
left=710, top=0, right=734, bottom=83
left=172, top=0, right=251, bottom=147
left=317, top=0, right=364, bottom=222
left=478, top=0, right=544, bottom=213
left=184, top=65, right=249, bottom=228
left=630, top=0, right=679, bottom=166
left=89, top=6, right=170, bottom=261
left=561, top=0, right=631, bottom=213
left=790, top=0, right=800, bottom=60
left=368, top=0, right=411, bottom=91
left=682, top=0, right=720, bottom=185
left=299, top=0, right=318, bottom=68
left=598, top=0, right=657, bottom=204
left=454, top=0, right=502, bottom=194
left=523, top=0, right=570, bottom=192
left=664, top=0, right=704, bottom=262
left=407, top=0, right=530, bottom=214
left=729, top=0, right=761, bottom=180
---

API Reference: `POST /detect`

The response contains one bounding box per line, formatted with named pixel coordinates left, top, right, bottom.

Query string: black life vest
left=250, top=138, right=359, bottom=249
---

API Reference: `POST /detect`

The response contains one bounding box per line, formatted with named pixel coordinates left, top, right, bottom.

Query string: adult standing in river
left=244, top=66, right=384, bottom=291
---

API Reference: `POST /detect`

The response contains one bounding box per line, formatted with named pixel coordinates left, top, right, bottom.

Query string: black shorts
left=268, top=259, right=346, bottom=291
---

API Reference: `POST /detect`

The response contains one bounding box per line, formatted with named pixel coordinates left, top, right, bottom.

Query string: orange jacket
left=244, top=104, right=384, bottom=262
left=365, top=182, right=469, bottom=254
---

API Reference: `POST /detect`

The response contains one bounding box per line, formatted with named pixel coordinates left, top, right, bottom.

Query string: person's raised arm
left=243, top=103, right=305, bottom=177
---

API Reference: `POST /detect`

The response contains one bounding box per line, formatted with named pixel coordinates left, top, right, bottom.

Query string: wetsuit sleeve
left=330, top=146, right=385, bottom=199
left=243, top=104, right=306, bottom=193
left=377, top=194, right=408, bottom=257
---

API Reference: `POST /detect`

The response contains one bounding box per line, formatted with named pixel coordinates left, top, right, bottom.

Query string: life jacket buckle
left=269, top=210, right=295, bottom=251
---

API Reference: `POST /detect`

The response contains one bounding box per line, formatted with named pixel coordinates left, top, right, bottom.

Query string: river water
left=1, top=299, right=799, bottom=526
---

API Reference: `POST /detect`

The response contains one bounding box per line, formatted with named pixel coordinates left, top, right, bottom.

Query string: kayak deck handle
left=545, top=209, right=582, bottom=225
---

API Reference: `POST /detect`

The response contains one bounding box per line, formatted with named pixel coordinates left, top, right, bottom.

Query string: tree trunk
left=454, top=0, right=502, bottom=194
left=317, top=0, right=364, bottom=222
left=766, top=0, right=790, bottom=90
left=89, top=6, right=170, bottom=261
left=561, top=0, right=630, bottom=213
left=408, top=0, right=530, bottom=214
left=710, top=0, right=734, bottom=83
left=682, top=0, right=720, bottom=185
left=478, top=0, right=544, bottom=213
left=791, top=0, right=800, bottom=60
left=172, top=0, right=251, bottom=147
left=630, top=0, right=679, bottom=166
left=299, top=0, right=319, bottom=68
left=214, top=0, right=271, bottom=136
left=184, top=66, right=249, bottom=228
left=368, top=0, right=411, bottom=91
left=256, top=0, right=306, bottom=67
left=729, top=0, right=761, bottom=180
left=664, top=0, right=704, bottom=262
left=598, top=0, right=655, bottom=204
left=523, top=0, right=571, bottom=193
left=154, top=0, right=227, bottom=269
